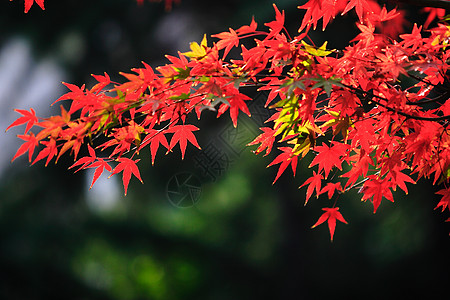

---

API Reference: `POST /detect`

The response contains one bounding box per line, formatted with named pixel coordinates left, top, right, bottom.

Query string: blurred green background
left=0, top=0, right=448, bottom=299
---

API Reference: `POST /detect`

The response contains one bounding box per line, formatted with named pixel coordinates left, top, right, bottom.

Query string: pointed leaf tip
left=312, top=207, right=347, bottom=241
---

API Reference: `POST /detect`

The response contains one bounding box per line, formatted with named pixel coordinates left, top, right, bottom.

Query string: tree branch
left=392, top=0, right=450, bottom=10
left=343, top=84, right=450, bottom=122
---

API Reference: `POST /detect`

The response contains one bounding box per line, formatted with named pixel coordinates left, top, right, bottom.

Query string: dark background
left=0, top=0, right=448, bottom=299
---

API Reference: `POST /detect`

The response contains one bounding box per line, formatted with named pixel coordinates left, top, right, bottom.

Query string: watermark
left=166, top=172, right=202, bottom=208
left=194, top=117, right=259, bottom=182
left=193, top=91, right=272, bottom=182
left=193, top=141, right=231, bottom=182
left=166, top=91, right=273, bottom=207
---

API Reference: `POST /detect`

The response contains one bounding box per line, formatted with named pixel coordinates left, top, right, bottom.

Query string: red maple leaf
left=90, top=72, right=111, bottom=94
left=352, top=22, right=375, bottom=45
left=32, top=139, right=58, bottom=167
left=6, top=108, right=39, bottom=134
left=422, top=7, right=446, bottom=28
left=298, top=0, right=348, bottom=31
left=87, top=159, right=113, bottom=190
left=70, top=145, right=113, bottom=189
left=309, top=142, right=349, bottom=179
left=236, top=16, right=257, bottom=35
left=110, top=157, right=143, bottom=196
left=361, top=176, right=394, bottom=213
left=22, top=0, right=45, bottom=13
left=69, top=144, right=98, bottom=172
left=298, top=0, right=323, bottom=31
left=342, top=151, right=373, bottom=189
left=388, top=169, right=415, bottom=194
left=349, top=118, right=375, bottom=153
left=319, top=182, right=343, bottom=199
left=341, top=0, right=373, bottom=23
left=435, top=188, right=450, bottom=212
left=140, top=129, right=170, bottom=165
left=247, top=127, right=277, bottom=156
left=167, top=125, right=201, bottom=160
left=217, top=93, right=251, bottom=128
left=312, top=207, right=348, bottom=241
left=400, top=23, right=423, bottom=50
left=264, top=4, right=285, bottom=40
left=11, top=133, right=39, bottom=163
left=267, top=147, right=298, bottom=184
left=299, top=171, right=323, bottom=204
left=212, top=28, right=240, bottom=59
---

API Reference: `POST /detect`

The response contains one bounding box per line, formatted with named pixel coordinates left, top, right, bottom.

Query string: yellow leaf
left=183, top=34, right=208, bottom=59
left=290, top=137, right=311, bottom=157
left=301, top=41, right=333, bottom=57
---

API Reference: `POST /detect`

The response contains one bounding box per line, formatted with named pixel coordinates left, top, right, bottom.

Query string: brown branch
left=406, top=92, right=450, bottom=105
left=343, top=84, right=450, bottom=122
left=370, top=96, right=450, bottom=121
left=392, top=0, right=450, bottom=10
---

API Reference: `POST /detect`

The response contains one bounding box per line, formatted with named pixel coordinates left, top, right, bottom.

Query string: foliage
left=7, top=0, right=450, bottom=240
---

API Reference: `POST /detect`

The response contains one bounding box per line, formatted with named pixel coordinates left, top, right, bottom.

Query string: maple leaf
left=352, top=22, right=375, bottom=45
left=342, top=151, right=373, bottom=189
left=400, top=23, right=422, bottom=50
left=321, top=110, right=352, bottom=139
left=90, top=72, right=111, bottom=94
left=212, top=28, right=240, bottom=59
left=21, top=0, right=45, bottom=13
left=422, top=7, right=446, bottom=28
left=264, top=4, right=285, bottom=40
left=247, top=127, right=277, bottom=156
left=32, top=139, right=58, bottom=167
left=320, top=0, right=347, bottom=31
left=369, top=5, right=400, bottom=23
left=110, top=157, right=143, bottom=196
left=319, top=182, right=343, bottom=199
left=167, top=125, right=201, bottom=160
left=298, top=0, right=323, bottom=31
left=388, top=169, right=415, bottom=194
left=217, top=93, right=251, bottom=128
left=309, top=142, right=349, bottom=179
left=299, top=171, right=323, bottom=204
left=6, top=108, right=39, bottom=134
left=435, top=188, right=450, bottom=212
left=140, top=129, right=170, bottom=165
left=302, top=40, right=333, bottom=57
left=267, top=147, right=298, bottom=184
left=298, top=0, right=348, bottom=31
left=312, top=207, right=348, bottom=241
left=183, top=34, right=208, bottom=60
left=69, top=144, right=97, bottom=172
left=349, top=118, right=375, bottom=153
left=11, top=133, right=39, bottom=163
left=341, top=0, right=373, bottom=23
left=236, top=16, right=257, bottom=35
left=361, top=176, right=394, bottom=213
left=87, top=159, right=113, bottom=190
left=70, top=145, right=112, bottom=189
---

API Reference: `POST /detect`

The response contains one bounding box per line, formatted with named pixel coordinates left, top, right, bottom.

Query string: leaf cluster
left=8, top=0, right=450, bottom=240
